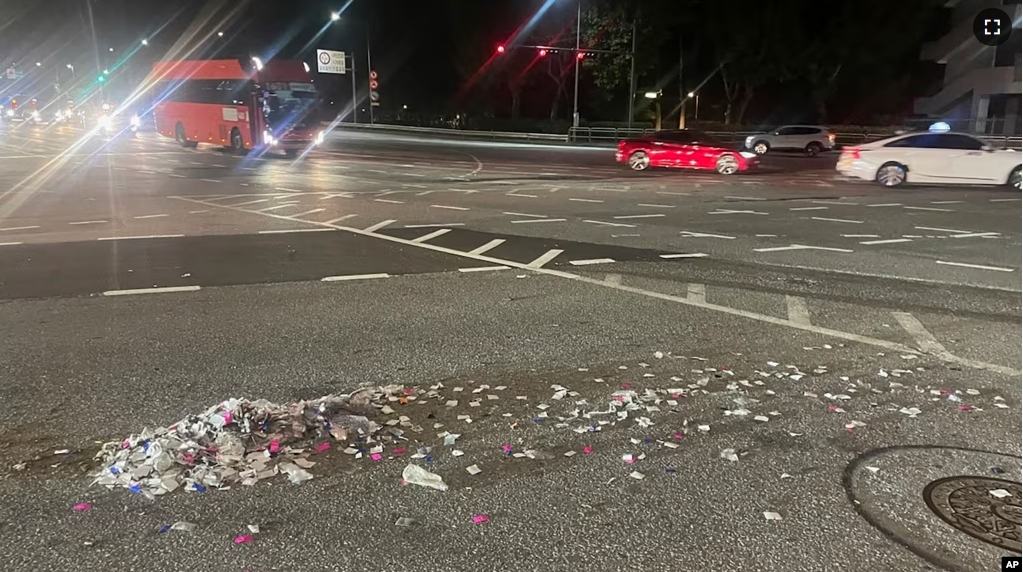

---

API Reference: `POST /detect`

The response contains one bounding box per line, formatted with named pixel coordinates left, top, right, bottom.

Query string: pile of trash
left=93, top=387, right=411, bottom=498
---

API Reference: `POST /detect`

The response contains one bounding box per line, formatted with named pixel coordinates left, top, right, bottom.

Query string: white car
left=837, top=131, right=1022, bottom=189
left=745, top=125, right=835, bottom=157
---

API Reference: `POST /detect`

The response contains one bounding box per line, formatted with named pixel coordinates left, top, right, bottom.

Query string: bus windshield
left=263, top=84, right=317, bottom=130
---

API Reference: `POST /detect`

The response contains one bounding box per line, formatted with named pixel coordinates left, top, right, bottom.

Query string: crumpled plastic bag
left=402, top=464, right=448, bottom=491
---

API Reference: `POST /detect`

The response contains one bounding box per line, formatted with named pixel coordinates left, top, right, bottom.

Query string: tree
left=702, top=0, right=802, bottom=125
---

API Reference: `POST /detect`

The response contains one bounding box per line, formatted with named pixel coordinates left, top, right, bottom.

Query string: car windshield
left=4, top=2, right=1020, bottom=572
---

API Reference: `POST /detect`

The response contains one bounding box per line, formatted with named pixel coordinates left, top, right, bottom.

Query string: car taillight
left=828, top=133, right=836, bottom=143
left=617, top=140, right=626, bottom=149
left=844, top=147, right=861, bottom=160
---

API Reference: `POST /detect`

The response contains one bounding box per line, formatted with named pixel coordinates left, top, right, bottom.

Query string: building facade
left=914, top=0, right=1021, bottom=134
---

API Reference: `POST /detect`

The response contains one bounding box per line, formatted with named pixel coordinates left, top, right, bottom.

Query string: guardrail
left=332, top=121, right=568, bottom=142
left=330, top=121, right=1022, bottom=150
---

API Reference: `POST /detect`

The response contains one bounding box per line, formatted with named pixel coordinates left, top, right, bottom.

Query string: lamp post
left=571, top=0, right=581, bottom=128
left=688, top=91, right=699, bottom=122
left=330, top=11, right=374, bottom=125
left=644, top=90, right=661, bottom=131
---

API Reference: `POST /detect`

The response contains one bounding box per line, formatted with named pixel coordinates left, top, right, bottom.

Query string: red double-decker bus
left=149, top=58, right=324, bottom=157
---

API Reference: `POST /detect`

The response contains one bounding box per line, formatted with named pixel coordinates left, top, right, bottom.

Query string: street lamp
left=330, top=11, right=341, bottom=21
left=251, top=57, right=264, bottom=71
left=644, top=91, right=662, bottom=131
left=644, top=91, right=659, bottom=99
left=688, top=91, right=700, bottom=121
left=108, top=47, right=114, bottom=52
left=35, top=62, right=41, bottom=67
left=329, top=11, right=375, bottom=125
left=141, top=39, right=149, bottom=46
left=217, top=31, right=224, bottom=37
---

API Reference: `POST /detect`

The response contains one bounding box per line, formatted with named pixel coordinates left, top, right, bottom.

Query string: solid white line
left=680, top=231, right=735, bottom=239
left=103, top=286, right=201, bottom=296
left=842, top=234, right=879, bottom=238
left=231, top=198, right=272, bottom=207
left=375, top=198, right=404, bottom=204
left=258, top=228, right=335, bottom=234
left=200, top=179, right=222, bottom=183
left=708, top=209, right=768, bottom=215
left=527, top=249, right=564, bottom=268
left=276, top=187, right=304, bottom=193
left=97, top=234, right=184, bottom=241
left=725, top=196, right=767, bottom=201
left=811, top=216, right=863, bottom=224
left=950, top=232, right=1000, bottom=239
left=569, top=258, right=616, bottom=266
left=860, top=238, right=913, bottom=245
left=364, top=219, right=396, bottom=232
left=865, top=203, right=902, bottom=207
left=637, top=203, right=674, bottom=208
left=290, top=208, right=326, bottom=218
left=504, top=211, right=547, bottom=218
left=468, top=239, right=506, bottom=255
left=411, top=228, right=452, bottom=243
left=569, top=198, right=603, bottom=203
left=0, top=241, right=23, bottom=246
left=134, top=214, right=169, bottom=219
left=789, top=206, right=829, bottom=211
left=511, top=218, right=566, bottom=224
left=584, top=219, right=636, bottom=228
left=69, top=220, right=108, bottom=225
left=935, top=260, right=1014, bottom=272
left=754, top=244, right=853, bottom=253
left=604, top=273, right=622, bottom=285
left=893, top=312, right=948, bottom=356
left=458, top=265, right=510, bottom=273
left=659, top=253, right=709, bottom=259
left=169, top=195, right=1020, bottom=377
left=904, top=206, right=951, bottom=212
left=687, top=283, right=706, bottom=303
left=324, top=214, right=358, bottom=224
left=0, top=225, right=40, bottom=231
left=785, top=295, right=811, bottom=325
left=321, top=273, right=390, bottom=282
left=613, top=214, right=665, bottom=219
left=260, top=204, right=300, bottom=212
left=404, top=222, right=465, bottom=228
left=431, top=204, right=469, bottom=211
left=914, top=226, right=971, bottom=234
left=811, top=200, right=858, bottom=205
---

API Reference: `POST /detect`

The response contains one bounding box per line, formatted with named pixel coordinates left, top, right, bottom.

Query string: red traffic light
left=538, top=49, right=547, bottom=57
left=496, top=45, right=505, bottom=54
left=576, top=51, right=585, bottom=60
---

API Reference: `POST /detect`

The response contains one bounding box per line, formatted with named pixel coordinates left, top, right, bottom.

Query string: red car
left=616, top=130, right=759, bottom=175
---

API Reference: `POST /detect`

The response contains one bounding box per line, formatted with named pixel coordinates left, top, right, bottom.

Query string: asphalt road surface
left=0, top=121, right=1020, bottom=572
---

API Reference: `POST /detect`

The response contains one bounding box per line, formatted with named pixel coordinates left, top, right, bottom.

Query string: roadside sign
left=369, top=91, right=380, bottom=103
left=316, top=49, right=346, bottom=74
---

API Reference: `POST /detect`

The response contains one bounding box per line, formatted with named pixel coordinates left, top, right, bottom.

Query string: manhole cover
left=923, top=476, right=1022, bottom=552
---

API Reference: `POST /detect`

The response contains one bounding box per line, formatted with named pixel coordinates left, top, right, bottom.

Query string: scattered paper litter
left=233, top=535, right=253, bottom=544
left=763, top=511, right=783, bottom=521
left=720, top=448, right=739, bottom=462
left=629, top=471, right=645, bottom=480
left=395, top=517, right=415, bottom=527
left=472, top=514, right=490, bottom=524
left=246, top=524, right=260, bottom=534
left=170, top=521, right=196, bottom=532
left=72, top=502, right=92, bottom=512
left=402, top=464, right=449, bottom=491
left=466, top=464, right=482, bottom=476
left=989, top=489, right=1012, bottom=499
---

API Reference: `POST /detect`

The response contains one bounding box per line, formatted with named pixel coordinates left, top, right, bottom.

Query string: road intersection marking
left=170, top=194, right=1020, bottom=377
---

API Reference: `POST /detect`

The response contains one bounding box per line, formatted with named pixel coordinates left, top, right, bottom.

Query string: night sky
left=0, top=0, right=950, bottom=125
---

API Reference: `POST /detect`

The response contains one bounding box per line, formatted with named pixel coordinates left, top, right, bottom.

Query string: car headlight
left=315, top=131, right=325, bottom=145
left=744, top=136, right=754, bottom=147
left=31, top=111, right=40, bottom=120
left=98, top=116, right=112, bottom=129
left=263, top=130, right=276, bottom=146
left=130, top=115, right=141, bottom=127
left=740, top=151, right=758, bottom=159
left=6, top=109, right=13, bottom=117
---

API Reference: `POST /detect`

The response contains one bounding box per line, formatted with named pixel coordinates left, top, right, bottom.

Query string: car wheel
left=875, top=162, right=907, bottom=187
left=716, top=154, right=740, bottom=175
left=628, top=151, right=650, bottom=171
left=805, top=142, right=823, bottom=157
left=174, top=122, right=187, bottom=145
left=753, top=141, right=769, bottom=155
left=1008, top=166, right=1022, bottom=191
left=230, top=128, right=245, bottom=154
